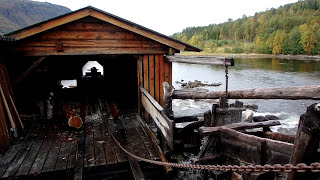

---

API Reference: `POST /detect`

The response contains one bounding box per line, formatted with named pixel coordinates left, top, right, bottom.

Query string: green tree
left=300, top=30, right=318, bottom=54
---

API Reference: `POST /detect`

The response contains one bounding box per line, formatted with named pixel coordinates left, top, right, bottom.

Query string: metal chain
left=224, top=59, right=229, bottom=97
left=106, top=120, right=320, bottom=173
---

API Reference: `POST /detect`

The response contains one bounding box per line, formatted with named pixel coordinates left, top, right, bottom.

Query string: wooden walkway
left=0, top=99, right=161, bottom=179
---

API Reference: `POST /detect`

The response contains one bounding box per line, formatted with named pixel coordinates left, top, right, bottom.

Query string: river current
left=172, top=58, right=320, bottom=135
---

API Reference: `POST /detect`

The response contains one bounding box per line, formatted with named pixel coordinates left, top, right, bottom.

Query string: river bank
left=180, top=52, right=320, bottom=61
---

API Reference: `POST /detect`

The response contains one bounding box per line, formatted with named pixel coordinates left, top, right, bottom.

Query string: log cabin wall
left=138, top=54, right=172, bottom=107
left=10, top=17, right=170, bottom=56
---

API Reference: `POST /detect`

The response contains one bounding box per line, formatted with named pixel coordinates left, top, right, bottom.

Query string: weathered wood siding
left=0, top=58, right=13, bottom=150
left=138, top=54, right=172, bottom=106
left=11, top=17, right=170, bottom=56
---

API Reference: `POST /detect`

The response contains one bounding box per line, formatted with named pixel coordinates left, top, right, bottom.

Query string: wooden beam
left=173, top=85, right=320, bottom=100
left=149, top=55, right=155, bottom=98
left=128, top=158, right=145, bottom=180
left=159, top=55, right=165, bottom=106
left=90, top=10, right=187, bottom=51
left=7, top=9, right=91, bottom=40
left=199, top=120, right=281, bottom=136
left=8, top=95, right=24, bottom=131
left=0, top=84, right=17, bottom=137
left=263, top=131, right=295, bottom=144
left=166, top=56, right=234, bottom=66
left=13, top=56, right=46, bottom=86
left=140, top=87, right=174, bottom=149
left=154, top=55, right=160, bottom=104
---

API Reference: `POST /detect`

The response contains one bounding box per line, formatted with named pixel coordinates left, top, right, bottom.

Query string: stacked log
left=63, top=104, right=83, bottom=129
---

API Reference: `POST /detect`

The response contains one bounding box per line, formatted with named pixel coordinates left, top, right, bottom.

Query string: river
left=172, top=58, right=320, bottom=135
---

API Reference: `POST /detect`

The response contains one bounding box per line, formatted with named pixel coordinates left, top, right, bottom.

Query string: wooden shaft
left=173, top=85, right=320, bottom=100
left=8, top=95, right=24, bottom=130
left=0, top=84, right=16, bottom=129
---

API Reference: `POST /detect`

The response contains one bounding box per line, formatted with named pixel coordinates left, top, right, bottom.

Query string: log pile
left=63, top=104, right=83, bottom=129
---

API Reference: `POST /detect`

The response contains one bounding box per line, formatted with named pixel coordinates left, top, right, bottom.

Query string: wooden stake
left=0, top=84, right=17, bottom=137
left=8, top=95, right=24, bottom=130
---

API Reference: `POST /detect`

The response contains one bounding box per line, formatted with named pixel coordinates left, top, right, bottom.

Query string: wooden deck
left=0, top=99, right=161, bottom=179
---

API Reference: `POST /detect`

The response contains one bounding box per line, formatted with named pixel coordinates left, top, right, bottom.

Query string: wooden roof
left=6, top=6, right=201, bottom=52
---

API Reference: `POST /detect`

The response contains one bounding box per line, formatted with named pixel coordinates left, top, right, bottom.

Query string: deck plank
left=2, top=133, right=37, bottom=178
left=55, top=130, right=72, bottom=171
left=93, top=123, right=107, bottom=166
left=15, top=132, right=45, bottom=176
left=42, top=129, right=63, bottom=173
left=67, top=132, right=78, bottom=169
left=132, top=117, right=157, bottom=159
left=101, top=121, right=117, bottom=165
left=0, top=144, right=23, bottom=177
left=29, top=132, right=55, bottom=175
left=84, top=122, right=95, bottom=167
left=107, top=119, right=127, bottom=163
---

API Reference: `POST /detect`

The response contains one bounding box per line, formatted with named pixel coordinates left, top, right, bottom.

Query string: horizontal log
left=173, top=85, right=320, bottom=100
left=12, top=47, right=168, bottom=56
left=19, top=40, right=163, bottom=48
left=199, top=120, right=281, bottom=136
left=219, top=127, right=293, bottom=165
left=165, top=55, right=234, bottom=66
left=263, top=131, right=295, bottom=144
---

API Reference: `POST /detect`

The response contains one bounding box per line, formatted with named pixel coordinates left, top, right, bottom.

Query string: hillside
left=172, top=0, right=320, bottom=55
left=0, top=0, right=71, bottom=35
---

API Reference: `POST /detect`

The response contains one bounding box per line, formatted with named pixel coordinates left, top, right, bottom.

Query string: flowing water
left=172, top=58, right=320, bottom=135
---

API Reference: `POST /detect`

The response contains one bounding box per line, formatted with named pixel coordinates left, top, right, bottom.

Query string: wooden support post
left=286, top=103, right=320, bottom=180
left=204, top=110, right=211, bottom=127
left=163, top=82, right=173, bottom=119
left=128, top=158, right=145, bottom=180
left=211, top=104, right=218, bottom=126
left=8, top=95, right=24, bottom=131
left=13, top=56, right=46, bottom=86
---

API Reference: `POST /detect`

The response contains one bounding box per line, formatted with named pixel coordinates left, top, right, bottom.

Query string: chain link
left=224, top=59, right=229, bottom=97
left=106, top=121, right=320, bottom=173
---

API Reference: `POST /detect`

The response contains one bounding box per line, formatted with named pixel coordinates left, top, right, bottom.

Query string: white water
left=172, top=58, right=320, bottom=135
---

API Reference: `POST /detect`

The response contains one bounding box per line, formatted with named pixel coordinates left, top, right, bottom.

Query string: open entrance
left=11, top=55, right=138, bottom=116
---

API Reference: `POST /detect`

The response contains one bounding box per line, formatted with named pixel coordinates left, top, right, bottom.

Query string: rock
left=265, top=115, right=279, bottom=120
left=253, top=116, right=268, bottom=122
left=244, top=104, right=258, bottom=111
left=242, top=109, right=254, bottom=122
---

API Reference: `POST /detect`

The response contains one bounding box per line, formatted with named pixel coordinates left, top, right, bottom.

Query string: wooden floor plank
left=84, top=122, right=95, bottom=167
left=101, top=121, right=117, bottom=165
left=2, top=133, right=37, bottom=178
left=0, top=144, right=23, bottom=177
left=67, top=132, right=78, bottom=169
left=132, top=117, right=157, bottom=159
left=93, top=123, right=106, bottom=166
left=29, top=132, right=55, bottom=175
left=42, top=129, right=63, bottom=173
left=15, top=133, right=45, bottom=176
left=121, top=113, right=150, bottom=160
left=107, top=119, right=127, bottom=163
left=55, top=130, right=72, bottom=171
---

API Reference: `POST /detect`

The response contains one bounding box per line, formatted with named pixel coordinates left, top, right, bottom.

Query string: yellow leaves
left=301, top=30, right=318, bottom=54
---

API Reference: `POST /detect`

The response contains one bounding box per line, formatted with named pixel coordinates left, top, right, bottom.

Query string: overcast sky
left=34, top=0, right=299, bottom=36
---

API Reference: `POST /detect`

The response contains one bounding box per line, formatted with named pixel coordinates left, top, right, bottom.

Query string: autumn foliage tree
left=172, top=0, right=320, bottom=55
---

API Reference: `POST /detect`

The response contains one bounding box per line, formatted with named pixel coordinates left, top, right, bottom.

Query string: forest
left=172, top=0, right=320, bottom=55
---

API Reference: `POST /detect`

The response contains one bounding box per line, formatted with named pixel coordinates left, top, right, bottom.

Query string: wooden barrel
left=63, top=104, right=83, bottom=129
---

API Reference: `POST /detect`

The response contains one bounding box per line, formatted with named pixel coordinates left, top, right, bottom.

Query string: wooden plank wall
left=138, top=54, right=172, bottom=107
left=12, top=17, right=169, bottom=56
left=0, top=58, right=13, bottom=150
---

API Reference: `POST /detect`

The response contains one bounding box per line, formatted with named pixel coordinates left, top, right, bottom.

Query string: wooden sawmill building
left=0, top=6, right=201, bottom=179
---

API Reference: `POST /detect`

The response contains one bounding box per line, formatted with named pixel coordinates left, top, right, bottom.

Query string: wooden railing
left=140, top=87, right=174, bottom=149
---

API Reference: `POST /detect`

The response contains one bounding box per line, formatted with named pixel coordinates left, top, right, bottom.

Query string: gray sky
left=35, top=0, right=299, bottom=36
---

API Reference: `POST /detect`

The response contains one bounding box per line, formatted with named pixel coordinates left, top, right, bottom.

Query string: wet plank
left=15, top=133, right=45, bottom=176
left=131, top=117, right=157, bottom=159
left=107, top=119, right=127, bottom=163
left=0, top=144, right=23, bottom=177
left=55, top=131, right=72, bottom=171
left=67, top=132, right=78, bottom=169
left=2, top=133, right=37, bottom=178
left=101, top=120, right=117, bottom=165
left=42, top=130, right=63, bottom=173
left=84, top=122, right=95, bottom=167
left=29, top=133, right=55, bottom=175
left=93, top=123, right=106, bottom=166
